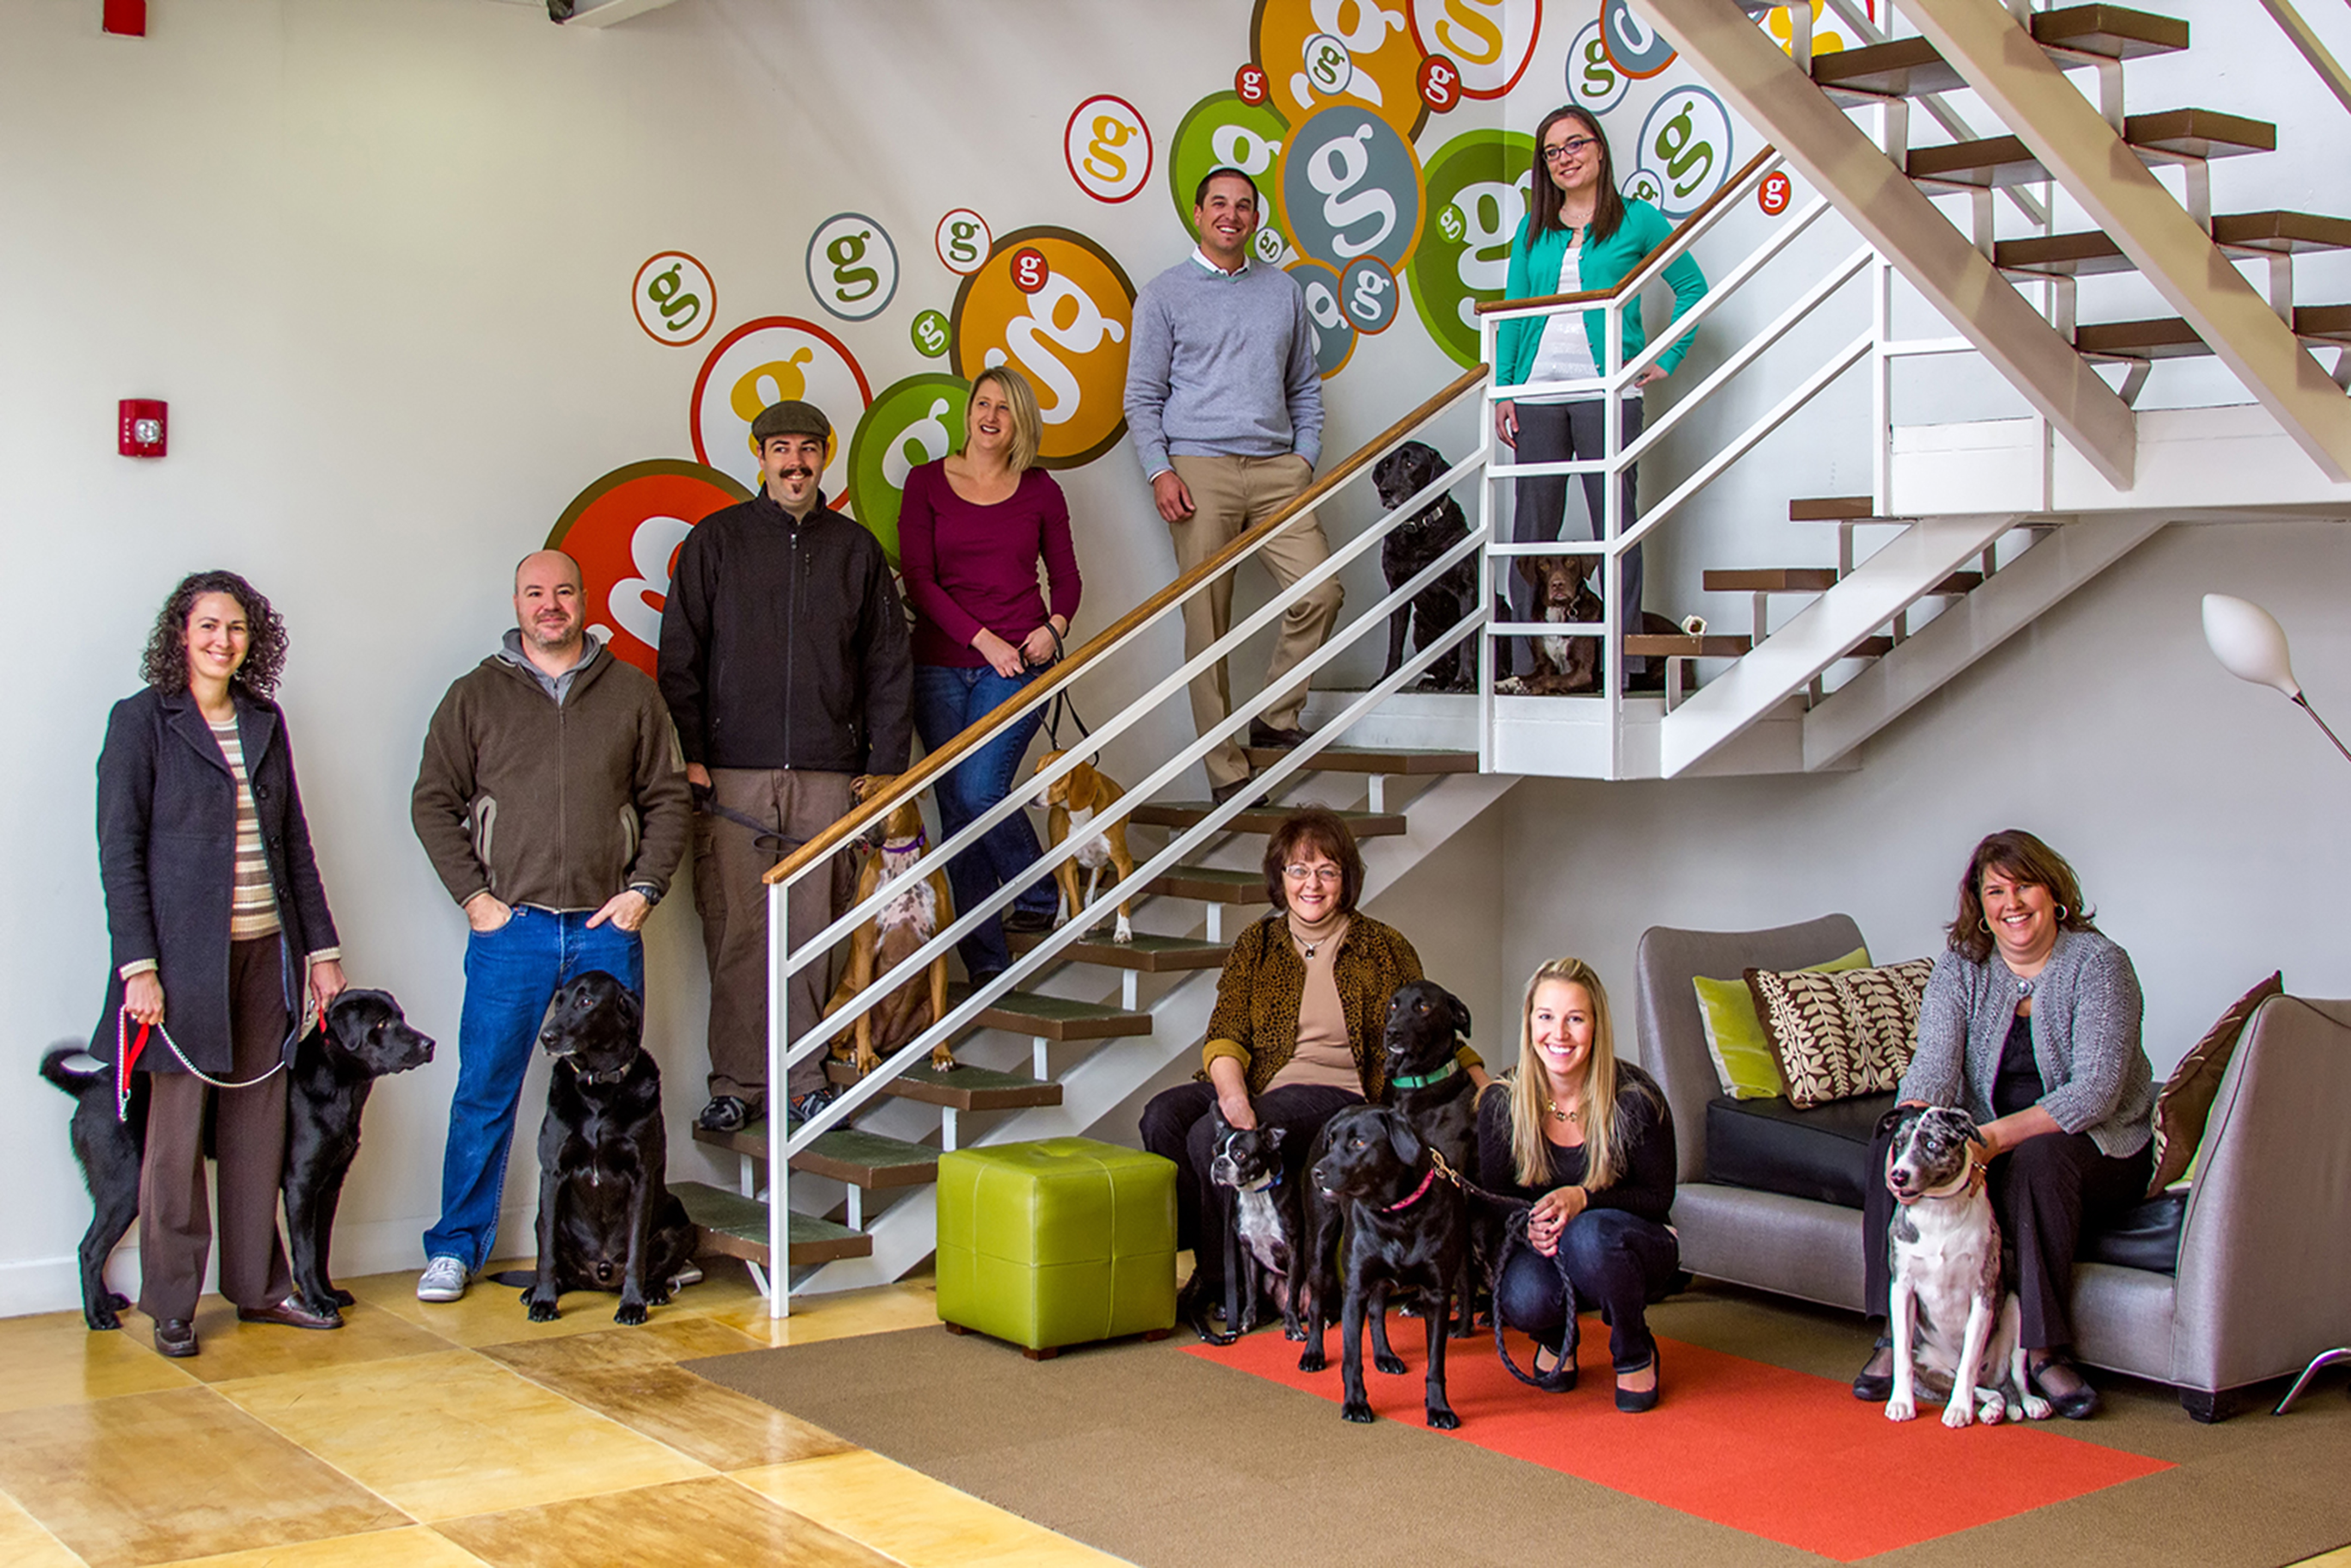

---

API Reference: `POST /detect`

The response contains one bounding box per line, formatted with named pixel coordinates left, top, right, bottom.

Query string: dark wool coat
left=90, top=685, right=339, bottom=1076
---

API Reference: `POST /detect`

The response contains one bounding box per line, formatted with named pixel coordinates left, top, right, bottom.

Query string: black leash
left=1035, top=627, right=1094, bottom=752
left=691, top=784, right=807, bottom=856
left=1421, top=1151, right=1576, bottom=1392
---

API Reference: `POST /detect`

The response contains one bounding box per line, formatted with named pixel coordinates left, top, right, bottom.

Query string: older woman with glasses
left=1139, top=807, right=1488, bottom=1338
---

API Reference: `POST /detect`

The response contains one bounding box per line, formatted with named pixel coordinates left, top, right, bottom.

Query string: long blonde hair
left=1501, top=957, right=1635, bottom=1191
left=964, top=365, right=1042, bottom=475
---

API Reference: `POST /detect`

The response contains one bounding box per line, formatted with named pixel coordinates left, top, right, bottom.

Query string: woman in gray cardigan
left=1852, top=829, right=2154, bottom=1418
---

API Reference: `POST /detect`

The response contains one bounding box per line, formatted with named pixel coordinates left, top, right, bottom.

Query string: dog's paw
left=332, top=1288, right=356, bottom=1308
left=1495, top=677, right=1528, bottom=696
left=1285, top=1325, right=1307, bottom=1343
left=1341, top=1400, right=1376, bottom=1424
left=2022, top=1393, right=2054, bottom=1421
left=1374, top=1350, right=1408, bottom=1376
left=1298, top=1347, right=1328, bottom=1374
left=1885, top=1397, right=1917, bottom=1423
left=1426, top=1405, right=1460, bottom=1431
left=526, top=1295, right=561, bottom=1323
left=1976, top=1396, right=2006, bottom=1425
left=1941, top=1400, right=1975, bottom=1429
left=1113, top=916, right=1133, bottom=945
left=614, top=1299, right=649, bottom=1326
left=85, top=1306, right=122, bottom=1332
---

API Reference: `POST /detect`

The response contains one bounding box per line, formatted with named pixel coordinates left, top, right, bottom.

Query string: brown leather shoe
left=237, top=1295, right=343, bottom=1331
left=154, top=1318, right=199, bottom=1358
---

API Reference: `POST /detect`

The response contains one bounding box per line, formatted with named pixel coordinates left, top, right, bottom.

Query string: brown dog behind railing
left=824, top=780, right=956, bottom=1075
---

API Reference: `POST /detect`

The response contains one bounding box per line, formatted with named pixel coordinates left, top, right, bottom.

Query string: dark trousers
left=137, top=938, right=294, bottom=1323
left=1139, top=1080, right=1362, bottom=1292
left=1510, top=398, right=1646, bottom=677
left=1863, top=1126, right=2153, bottom=1350
left=1493, top=1207, right=1680, bottom=1374
left=910, top=662, right=1058, bottom=981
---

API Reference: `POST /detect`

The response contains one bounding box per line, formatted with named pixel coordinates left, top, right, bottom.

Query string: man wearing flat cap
left=658, top=399, right=912, bottom=1133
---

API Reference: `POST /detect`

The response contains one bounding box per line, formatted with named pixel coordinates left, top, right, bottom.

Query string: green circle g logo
left=1404, top=128, right=1534, bottom=371
left=845, top=373, right=971, bottom=569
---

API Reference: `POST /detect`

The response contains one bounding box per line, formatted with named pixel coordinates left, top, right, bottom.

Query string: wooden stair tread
left=1145, top=864, right=1269, bottom=905
left=1789, top=495, right=1879, bottom=521
left=1994, top=230, right=2134, bottom=278
left=822, top=1057, right=1063, bottom=1110
left=1703, top=567, right=1839, bottom=593
left=2002, top=214, right=2351, bottom=277
left=2211, top=211, right=2351, bottom=256
left=673, top=1180, right=871, bottom=1266
left=2293, top=304, right=2351, bottom=344
left=1928, top=570, right=1986, bottom=595
left=1008, top=930, right=1230, bottom=972
left=2030, top=4, right=2188, bottom=61
left=978, top=989, right=1154, bottom=1040
left=1130, top=802, right=1405, bottom=837
left=1623, top=634, right=1753, bottom=657
left=1911, top=112, right=2272, bottom=189
left=1811, top=8, right=2184, bottom=104
left=692, top=1123, right=940, bottom=1188
left=1239, top=746, right=1477, bottom=774
left=2073, top=316, right=2209, bottom=359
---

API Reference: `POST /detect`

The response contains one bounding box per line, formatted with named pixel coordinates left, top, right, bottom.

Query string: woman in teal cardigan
left=1494, top=105, right=1707, bottom=680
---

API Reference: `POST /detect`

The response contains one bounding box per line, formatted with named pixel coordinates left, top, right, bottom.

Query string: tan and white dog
left=1029, top=750, right=1135, bottom=945
left=1880, top=1105, right=2052, bottom=1428
left=824, top=782, right=955, bottom=1075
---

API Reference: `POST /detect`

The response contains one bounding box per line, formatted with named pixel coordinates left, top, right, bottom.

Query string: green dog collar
left=1388, top=1058, right=1461, bottom=1091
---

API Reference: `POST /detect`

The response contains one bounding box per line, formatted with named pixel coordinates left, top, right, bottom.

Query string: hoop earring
left=1979, top=919, right=1992, bottom=933
left=2055, top=905, right=2070, bottom=922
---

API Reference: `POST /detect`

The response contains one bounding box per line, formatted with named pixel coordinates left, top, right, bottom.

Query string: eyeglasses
left=1282, top=864, right=1343, bottom=885
left=1542, top=136, right=1599, bottom=164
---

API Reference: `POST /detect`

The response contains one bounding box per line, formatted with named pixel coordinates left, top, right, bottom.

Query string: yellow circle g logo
left=949, top=227, right=1138, bottom=469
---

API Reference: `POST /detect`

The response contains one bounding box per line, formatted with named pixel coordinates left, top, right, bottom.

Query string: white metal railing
left=750, top=371, right=1491, bottom=1315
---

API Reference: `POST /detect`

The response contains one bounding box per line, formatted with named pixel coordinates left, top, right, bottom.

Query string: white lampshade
left=2201, top=594, right=2301, bottom=700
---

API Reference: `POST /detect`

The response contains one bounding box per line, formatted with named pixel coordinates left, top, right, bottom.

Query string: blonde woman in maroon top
left=899, top=366, right=1082, bottom=984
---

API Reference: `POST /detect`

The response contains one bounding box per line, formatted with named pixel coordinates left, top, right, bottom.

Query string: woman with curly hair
left=95, top=570, right=347, bottom=1357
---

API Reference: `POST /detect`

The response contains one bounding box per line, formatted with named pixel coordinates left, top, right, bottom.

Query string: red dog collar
left=1386, top=1164, right=1439, bottom=1212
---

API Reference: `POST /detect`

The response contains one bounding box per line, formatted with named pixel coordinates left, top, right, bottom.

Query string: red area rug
left=1189, top=1317, right=2170, bottom=1560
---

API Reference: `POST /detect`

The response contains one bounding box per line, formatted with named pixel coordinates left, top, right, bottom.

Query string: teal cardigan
left=1496, top=200, right=1707, bottom=390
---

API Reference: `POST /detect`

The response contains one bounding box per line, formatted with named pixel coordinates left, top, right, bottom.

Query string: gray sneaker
left=416, top=1256, right=469, bottom=1302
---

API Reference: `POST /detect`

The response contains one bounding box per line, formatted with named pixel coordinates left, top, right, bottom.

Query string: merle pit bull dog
left=514, top=971, right=697, bottom=1325
left=39, top=988, right=434, bottom=1331
left=1206, top=1109, right=1311, bottom=1342
left=1379, top=980, right=1484, bottom=1337
left=1372, top=440, right=1476, bottom=692
left=1297, top=1103, right=1464, bottom=1429
left=1880, top=1104, right=2051, bottom=1427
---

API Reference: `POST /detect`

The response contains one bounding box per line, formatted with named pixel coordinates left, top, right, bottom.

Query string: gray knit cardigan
left=1899, top=927, right=2155, bottom=1159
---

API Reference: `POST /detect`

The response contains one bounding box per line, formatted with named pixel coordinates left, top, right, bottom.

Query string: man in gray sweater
left=1125, top=168, right=1340, bottom=804
left=409, top=549, right=692, bottom=1302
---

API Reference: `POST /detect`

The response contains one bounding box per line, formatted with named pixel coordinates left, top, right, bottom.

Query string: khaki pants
left=692, top=767, right=857, bottom=1105
left=138, top=938, right=294, bottom=1322
left=1168, top=453, right=1343, bottom=789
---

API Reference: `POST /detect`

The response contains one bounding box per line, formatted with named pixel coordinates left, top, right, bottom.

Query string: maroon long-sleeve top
left=897, top=461, right=1083, bottom=668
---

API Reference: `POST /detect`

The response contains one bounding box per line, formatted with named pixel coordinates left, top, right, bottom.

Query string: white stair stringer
left=794, top=768, right=1525, bottom=1295
left=1903, top=0, right=2351, bottom=483
left=1801, top=510, right=2169, bottom=770
left=1660, top=513, right=2024, bottom=778
left=1642, top=0, right=2135, bottom=487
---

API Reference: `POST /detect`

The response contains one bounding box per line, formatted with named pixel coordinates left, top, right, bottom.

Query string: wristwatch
left=630, top=883, right=662, bottom=908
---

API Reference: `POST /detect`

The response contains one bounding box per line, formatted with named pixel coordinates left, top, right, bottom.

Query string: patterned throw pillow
left=2146, top=971, right=2282, bottom=1196
left=1745, top=958, right=1935, bottom=1110
left=1692, top=945, right=1871, bottom=1099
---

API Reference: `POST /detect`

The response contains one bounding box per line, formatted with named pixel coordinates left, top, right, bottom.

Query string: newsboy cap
left=751, top=399, right=832, bottom=445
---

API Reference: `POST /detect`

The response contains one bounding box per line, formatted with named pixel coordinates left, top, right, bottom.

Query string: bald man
left=408, top=550, right=693, bottom=1301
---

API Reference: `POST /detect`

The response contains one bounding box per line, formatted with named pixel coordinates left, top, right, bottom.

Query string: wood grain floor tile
left=0, top=1307, right=200, bottom=1413
left=0, top=1491, right=86, bottom=1567
left=213, top=1349, right=708, bottom=1520
left=170, top=1299, right=457, bottom=1385
left=341, top=1262, right=734, bottom=1349
left=0, top=1385, right=407, bottom=1568
left=732, top=1449, right=1117, bottom=1567
left=148, top=1524, right=490, bottom=1566
left=705, top=1278, right=942, bottom=1347
left=435, top=1475, right=899, bottom=1568
left=481, top=1317, right=854, bottom=1470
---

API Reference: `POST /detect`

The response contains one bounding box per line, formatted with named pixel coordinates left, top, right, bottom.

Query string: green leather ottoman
left=935, top=1139, right=1177, bottom=1358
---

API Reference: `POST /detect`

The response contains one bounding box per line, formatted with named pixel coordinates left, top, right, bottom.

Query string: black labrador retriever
left=513, top=971, right=697, bottom=1325
left=1296, top=1103, right=1464, bottom=1429
left=1379, top=980, right=1484, bottom=1338
left=1372, top=439, right=1477, bottom=692
left=38, top=988, right=434, bottom=1331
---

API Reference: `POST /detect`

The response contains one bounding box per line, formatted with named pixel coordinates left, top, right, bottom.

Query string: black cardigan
left=91, top=684, right=338, bottom=1075
left=1475, top=1062, right=1677, bottom=1226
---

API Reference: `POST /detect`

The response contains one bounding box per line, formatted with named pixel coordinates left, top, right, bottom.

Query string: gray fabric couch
left=1636, top=914, right=2351, bottom=1420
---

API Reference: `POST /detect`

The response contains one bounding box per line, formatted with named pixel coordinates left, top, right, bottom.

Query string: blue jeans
left=422, top=906, right=644, bottom=1272
left=910, top=662, right=1058, bottom=980
left=1494, top=1206, right=1680, bottom=1374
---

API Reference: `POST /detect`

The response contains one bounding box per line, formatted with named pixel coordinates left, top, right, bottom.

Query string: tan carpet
left=685, top=1284, right=2351, bottom=1568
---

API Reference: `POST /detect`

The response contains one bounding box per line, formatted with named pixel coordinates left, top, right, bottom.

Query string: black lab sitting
left=1379, top=980, right=1484, bottom=1337
left=39, top=988, right=434, bottom=1331
left=1372, top=440, right=1477, bottom=692
left=517, top=971, right=697, bottom=1325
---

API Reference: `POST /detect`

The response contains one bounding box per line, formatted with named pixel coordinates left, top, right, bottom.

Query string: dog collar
left=567, top=1057, right=629, bottom=1087
left=1388, top=1059, right=1460, bottom=1091
left=1385, top=1163, right=1440, bottom=1212
left=1888, top=1160, right=1984, bottom=1207
left=882, top=831, right=926, bottom=856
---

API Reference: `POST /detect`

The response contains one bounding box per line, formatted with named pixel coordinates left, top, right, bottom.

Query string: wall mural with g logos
left=545, top=459, right=750, bottom=677
left=577, top=3, right=1757, bottom=644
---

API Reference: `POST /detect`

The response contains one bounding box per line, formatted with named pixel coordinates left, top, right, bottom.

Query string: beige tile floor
left=0, top=1260, right=1127, bottom=1568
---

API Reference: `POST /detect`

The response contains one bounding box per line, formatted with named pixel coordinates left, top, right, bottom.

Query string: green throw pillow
left=1694, top=945, right=1870, bottom=1099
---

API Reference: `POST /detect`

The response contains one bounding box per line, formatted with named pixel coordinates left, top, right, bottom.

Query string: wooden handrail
left=763, top=361, right=1492, bottom=884
left=1474, top=145, right=1777, bottom=317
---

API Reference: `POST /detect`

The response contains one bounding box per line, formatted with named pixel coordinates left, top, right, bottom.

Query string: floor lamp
left=2200, top=593, right=2349, bottom=1415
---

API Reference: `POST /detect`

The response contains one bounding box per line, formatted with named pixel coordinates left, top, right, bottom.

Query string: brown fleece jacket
left=412, top=642, right=691, bottom=912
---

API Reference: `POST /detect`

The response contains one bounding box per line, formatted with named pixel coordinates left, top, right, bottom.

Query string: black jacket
left=656, top=490, right=913, bottom=775
left=91, top=685, right=339, bottom=1076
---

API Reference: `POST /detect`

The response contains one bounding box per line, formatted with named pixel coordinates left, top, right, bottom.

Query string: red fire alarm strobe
left=102, top=0, right=147, bottom=38
left=119, top=399, right=167, bottom=458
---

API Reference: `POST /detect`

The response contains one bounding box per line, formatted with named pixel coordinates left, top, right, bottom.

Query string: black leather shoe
left=1616, top=1347, right=1661, bottom=1413
left=154, top=1318, right=198, bottom=1358
left=1248, top=720, right=1310, bottom=749
left=2029, top=1352, right=2101, bottom=1419
left=237, top=1295, right=343, bottom=1331
left=1853, top=1334, right=1895, bottom=1401
left=1531, top=1318, right=1579, bottom=1392
left=1001, top=908, right=1055, bottom=934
